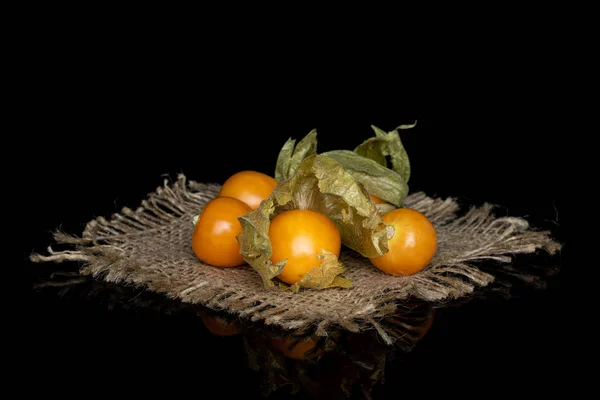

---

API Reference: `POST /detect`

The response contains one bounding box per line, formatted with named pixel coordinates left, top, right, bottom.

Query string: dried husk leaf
left=238, top=154, right=389, bottom=290
left=354, top=123, right=415, bottom=184
left=275, top=127, right=412, bottom=207
left=290, top=250, right=352, bottom=293
left=275, top=129, right=318, bottom=182
left=375, top=203, right=397, bottom=214
left=321, top=150, right=408, bottom=207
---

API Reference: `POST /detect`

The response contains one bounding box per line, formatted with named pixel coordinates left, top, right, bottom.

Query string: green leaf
left=274, top=129, right=318, bottom=182
left=321, top=150, right=408, bottom=207
left=354, top=124, right=414, bottom=184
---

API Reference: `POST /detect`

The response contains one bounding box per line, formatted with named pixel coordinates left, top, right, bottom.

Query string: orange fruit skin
left=219, top=170, right=278, bottom=210
left=268, top=209, right=341, bottom=285
left=369, top=208, right=437, bottom=275
left=417, top=310, right=435, bottom=340
left=191, top=196, right=252, bottom=267
left=200, top=314, right=242, bottom=336
left=270, top=336, right=321, bottom=360
left=370, top=194, right=387, bottom=204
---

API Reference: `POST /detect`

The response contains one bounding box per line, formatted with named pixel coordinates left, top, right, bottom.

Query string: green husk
left=274, top=124, right=414, bottom=207
left=320, top=150, right=408, bottom=207
left=354, top=123, right=416, bottom=184
left=275, top=129, right=318, bottom=182
left=289, top=250, right=351, bottom=293
left=238, top=154, right=390, bottom=291
left=375, top=203, right=397, bottom=214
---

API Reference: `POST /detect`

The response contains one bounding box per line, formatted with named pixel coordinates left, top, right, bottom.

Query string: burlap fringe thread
left=31, top=175, right=561, bottom=344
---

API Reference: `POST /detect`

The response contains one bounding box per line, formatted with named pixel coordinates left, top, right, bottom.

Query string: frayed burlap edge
left=31, top=175, right=561, bottom=343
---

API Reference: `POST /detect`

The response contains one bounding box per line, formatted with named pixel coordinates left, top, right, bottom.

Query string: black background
left=15, top=33, right=566, bottom=398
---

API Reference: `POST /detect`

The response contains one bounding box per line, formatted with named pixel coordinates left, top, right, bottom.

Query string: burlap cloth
left=32, top=175, right=560, bottom=340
